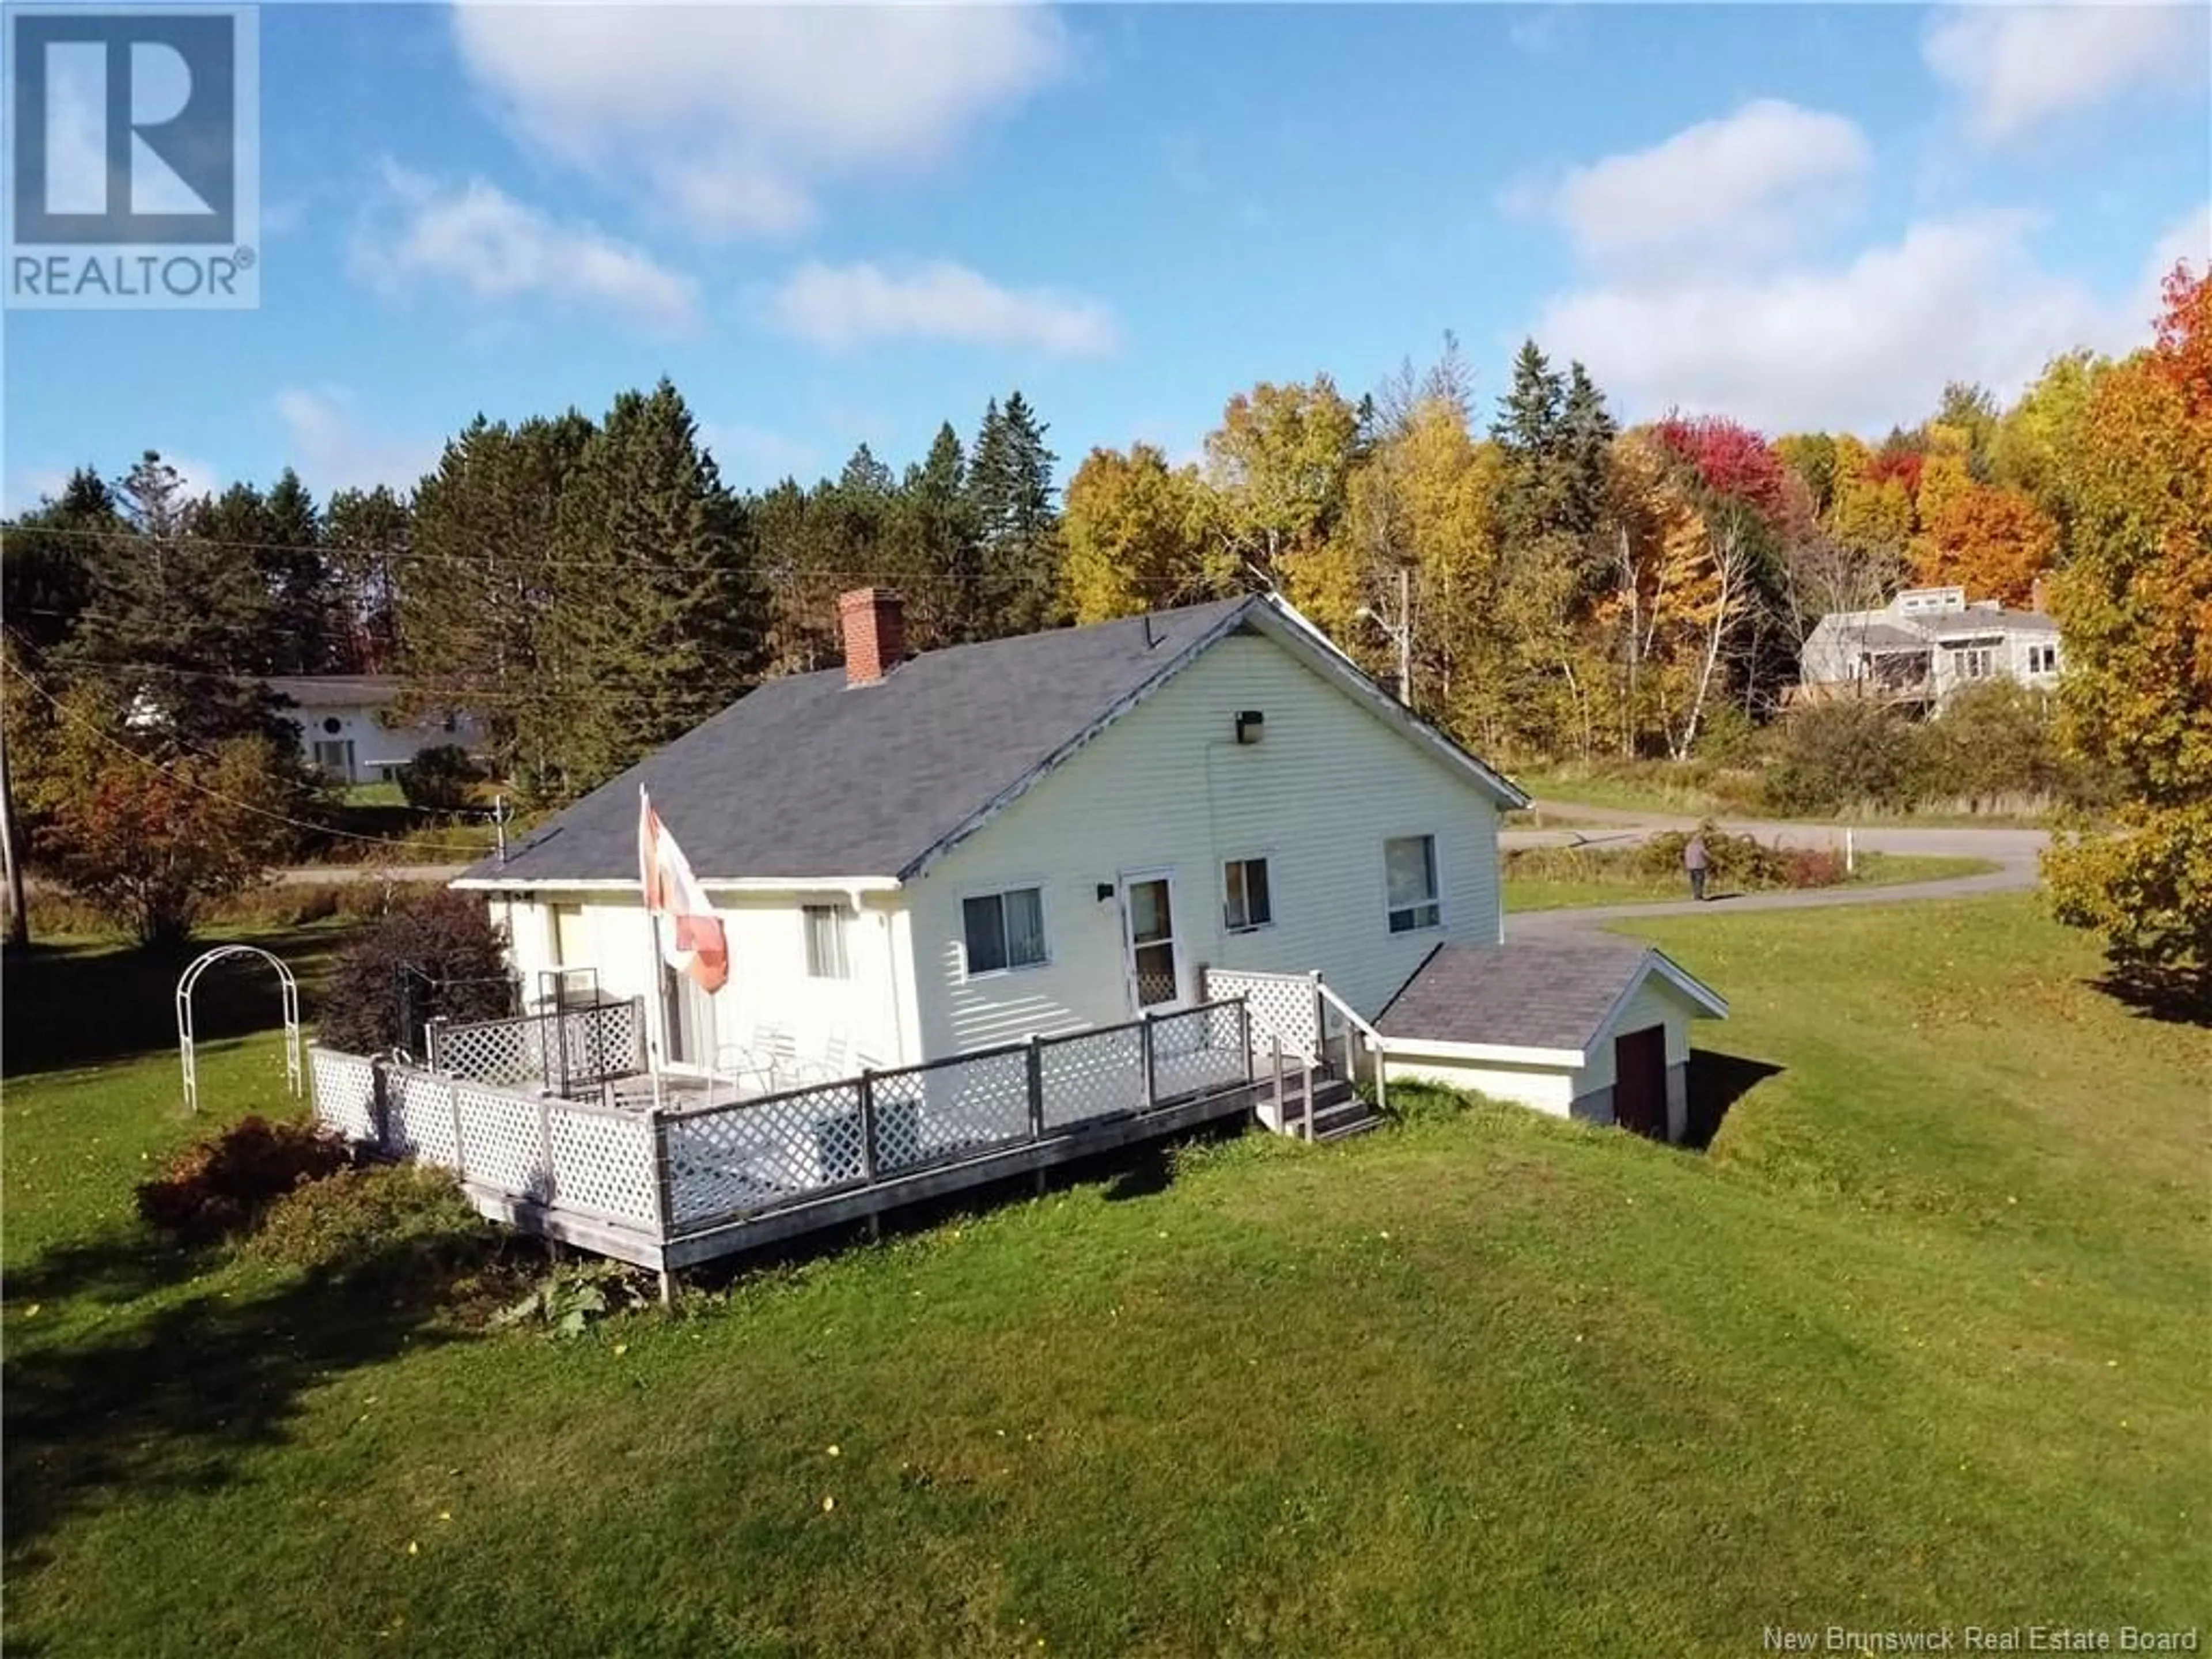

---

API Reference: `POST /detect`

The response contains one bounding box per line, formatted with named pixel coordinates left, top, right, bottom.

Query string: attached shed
left=1376, top=940, right=1728, bottom=1143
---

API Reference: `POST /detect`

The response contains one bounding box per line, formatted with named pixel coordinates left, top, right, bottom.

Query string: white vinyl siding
left=907, top=631, right=1505, bottom=1055
left=493, top=888, right=920, bottom=1070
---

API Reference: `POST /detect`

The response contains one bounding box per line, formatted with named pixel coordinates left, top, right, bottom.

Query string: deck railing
left=309, top=998, right=1255, bottom=1260
left=661, top=999, right=1250, bottom=1234
left=426, top=998, right=647, bottom=1097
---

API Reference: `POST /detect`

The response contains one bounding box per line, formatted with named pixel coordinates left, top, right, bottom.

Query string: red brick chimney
left=2029, top=575, right=2047, bottom=614
left=838, top=588, right=906, bottom=687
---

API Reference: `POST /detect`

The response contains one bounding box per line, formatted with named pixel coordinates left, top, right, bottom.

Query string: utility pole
left=0, top=718, right=26, bottom=949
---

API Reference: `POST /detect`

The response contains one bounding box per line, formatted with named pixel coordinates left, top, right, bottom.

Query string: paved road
left=276, top=863, right=470, bottom=885
left=1504, top=800, right=2046, bottom=935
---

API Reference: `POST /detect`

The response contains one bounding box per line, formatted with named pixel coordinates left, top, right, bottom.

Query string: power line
left=2, top=518, right=1027, bottom=582
left=3, top=660, right=502, bottom=862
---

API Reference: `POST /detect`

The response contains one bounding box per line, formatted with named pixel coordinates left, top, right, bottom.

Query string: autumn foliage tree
left=24, top=688, right=291, bottom=942
left=2043, top=264, right=2212, bottom=999
left=1060, top=444, right=1215, bottom=623
left=1910, top=481, right=2059, bottom=607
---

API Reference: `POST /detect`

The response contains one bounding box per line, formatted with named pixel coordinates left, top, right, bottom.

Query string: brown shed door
left=1613, top=1025, right=1668, bottom=1140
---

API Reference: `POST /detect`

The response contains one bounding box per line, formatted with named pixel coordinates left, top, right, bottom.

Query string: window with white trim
left=803, top=904, right=850, bottom=979
left=1384, top=835, right=1441, bottom=934
left=2028, top=643, right=2059, bottom=675
left=1222, top=857, right=1274, bottom=933
left=962, top=887, right=1047, bottom=975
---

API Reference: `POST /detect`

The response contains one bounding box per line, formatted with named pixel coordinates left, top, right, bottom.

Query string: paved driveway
left=1503, top=801, right=2047, bottom=936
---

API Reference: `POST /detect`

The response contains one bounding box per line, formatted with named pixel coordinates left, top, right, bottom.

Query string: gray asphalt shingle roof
left=464, top=596, right=1257, bottom=884
left=1376, top=940, right=1722, bottom=1053
left=267, top=675, right=403, bottom=707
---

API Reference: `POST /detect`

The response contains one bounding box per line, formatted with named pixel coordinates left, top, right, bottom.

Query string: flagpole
left=641, top=785, right=664, bottom=1112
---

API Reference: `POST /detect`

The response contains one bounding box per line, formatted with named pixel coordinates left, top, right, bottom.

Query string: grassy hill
left=4, top=896, right=2206, bottom=1657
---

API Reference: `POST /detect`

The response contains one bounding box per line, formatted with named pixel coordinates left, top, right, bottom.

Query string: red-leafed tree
left=1651, top=414, right=1793, bottom=524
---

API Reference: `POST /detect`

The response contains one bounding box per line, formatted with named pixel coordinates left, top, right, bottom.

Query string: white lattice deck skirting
left=308, top=998, right=1257, bottom=1272
left=1203, top=968, right=1320, bottom=1060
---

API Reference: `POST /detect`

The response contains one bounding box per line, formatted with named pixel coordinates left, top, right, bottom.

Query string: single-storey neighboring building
left=1377, top=940, right=1729, bottom=1143
left=270, top=675, right=487, bottom=786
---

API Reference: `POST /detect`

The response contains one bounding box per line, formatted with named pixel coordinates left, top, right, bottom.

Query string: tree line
left=3, top=270, right=2204, bottom=984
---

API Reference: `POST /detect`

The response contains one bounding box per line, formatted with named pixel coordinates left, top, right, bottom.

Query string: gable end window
left=804, top=904, right=850, bottom=979
left=962, top=887, right=1047, bottom=976
left=1384, top=835, right=1441, bottom=934
left=1223, top=857, right=1274, bottom=933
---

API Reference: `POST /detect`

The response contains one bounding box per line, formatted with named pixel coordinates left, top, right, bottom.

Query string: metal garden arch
left=176, top=945, right=302, bottom=1114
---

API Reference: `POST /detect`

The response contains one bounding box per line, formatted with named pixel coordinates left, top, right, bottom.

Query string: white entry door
left=1120, top=870, right=1184, bottom=1012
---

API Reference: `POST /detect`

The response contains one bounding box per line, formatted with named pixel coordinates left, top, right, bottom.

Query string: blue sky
left=5, top=2, right=2208, bottom=512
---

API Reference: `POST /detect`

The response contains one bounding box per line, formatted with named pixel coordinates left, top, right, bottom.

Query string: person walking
left=1683, top=831, right=1710, bottom=902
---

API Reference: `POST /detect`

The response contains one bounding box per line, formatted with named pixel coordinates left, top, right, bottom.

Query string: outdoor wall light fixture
left=1096, top=883, right=1116, bottom=903
left=1235, top=710, right=1265, bottom=745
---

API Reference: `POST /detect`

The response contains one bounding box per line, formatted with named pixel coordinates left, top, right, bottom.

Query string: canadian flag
left=638, top=787, right=729, bottom=994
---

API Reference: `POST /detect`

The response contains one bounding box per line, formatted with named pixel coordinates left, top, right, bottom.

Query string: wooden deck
left=309, top=1000, right=1265, bottom=1278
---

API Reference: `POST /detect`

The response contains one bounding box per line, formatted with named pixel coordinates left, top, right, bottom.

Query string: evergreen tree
left=325, top=485, right=412, bottom=672
left=890, top=422, right=981, bottom=649
left=63, top=452, right=289, bottom=748
left=1490, top=339, right=1571, bottom=544
left=543, top=380, right=765, bottom=797
left=263, top=468, right=337, bottom=672
left=400, top=411, right=594, bottom=788
left=1560, top=361, right=1618, bottom=540
left=2, top=468, right=113, bottom=664
left=968, top=392, right=1063, bottom=636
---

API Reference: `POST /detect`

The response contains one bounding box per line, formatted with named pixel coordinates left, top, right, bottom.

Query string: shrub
left=136, top=1114, right=351, bottom=1241
left=1637, top=823, right=1849, bottom=892
left=491, top=1261, right=655, bottom=1337
left=1914, top=681, right=2067, bottom=813
left=1762, top=702, right=1923, bottom=816
left=250, top=1162, right=491, bottom=1279
left=1775, top=847, right=1847, bottom=888
left=396, top=744, right=482, bottom=813
left=317, top=889, right=515, bottom=1056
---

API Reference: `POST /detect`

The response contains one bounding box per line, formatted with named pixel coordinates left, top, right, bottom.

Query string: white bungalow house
left=450, top=588, right=1725, bottom=1143
left=271, top=675, right=488, bottom=786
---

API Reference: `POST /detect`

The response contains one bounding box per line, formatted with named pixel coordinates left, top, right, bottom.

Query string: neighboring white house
left=270, top=676, right=487, bottom=786
left=451, top=588, right=1727, bottom=1142
left=1797, top=585, right=2062, bottom=710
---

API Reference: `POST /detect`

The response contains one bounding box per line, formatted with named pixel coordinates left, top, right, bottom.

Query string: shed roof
left=1376, top=940, right=1727, bottom=1054
left=459, top=594, right=1525, bottom=888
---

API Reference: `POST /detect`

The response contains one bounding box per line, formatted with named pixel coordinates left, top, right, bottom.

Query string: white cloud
left=274, top=388, right=438, bottom=495
left=1510, top=100, right=1872, bottom=264
left=767, top=259, right=1119, bottom=355
left=1923, top=5, right=2206, bottom=143
left=1531, top=210, right=2192, bottom=435
left=449, top=3, right=1067, bottom=237
left=350, top=164, right=696, bottom=331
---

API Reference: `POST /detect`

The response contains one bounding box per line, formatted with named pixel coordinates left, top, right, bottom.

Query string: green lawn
left=1503, top=850, right=1997, bottom=911
left=5, top=897, right=2207, bottom=1657
left=1516, top=764, right=2059, bottom=828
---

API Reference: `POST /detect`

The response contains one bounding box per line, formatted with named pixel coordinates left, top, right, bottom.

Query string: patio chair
left=716, top=1024, right=798, bottom=1093
left=787, top=1030, right=860, bottom=1086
